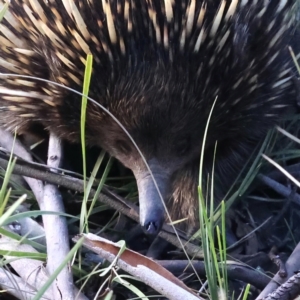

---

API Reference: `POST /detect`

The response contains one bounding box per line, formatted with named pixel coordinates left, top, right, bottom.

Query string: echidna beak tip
left=142, top=218, right=164, bottom=236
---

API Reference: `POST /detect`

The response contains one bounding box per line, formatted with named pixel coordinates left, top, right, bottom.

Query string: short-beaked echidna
left=0, top=0, right=298, bottom=235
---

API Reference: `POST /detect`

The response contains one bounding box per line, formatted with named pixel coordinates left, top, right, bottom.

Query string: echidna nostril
left=143, top=219, right=163, bottom=236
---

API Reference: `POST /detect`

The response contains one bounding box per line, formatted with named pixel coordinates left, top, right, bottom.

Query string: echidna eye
left=116, top=140, right=132, bottom=155
left=176, top=138, right=191, bottom=156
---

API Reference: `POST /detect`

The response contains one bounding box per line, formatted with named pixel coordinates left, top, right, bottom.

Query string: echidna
left=0, top=0, right=298, bottom=235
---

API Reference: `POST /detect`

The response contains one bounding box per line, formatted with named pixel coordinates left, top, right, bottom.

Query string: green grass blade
left=80, top=53, right=93, bottom=233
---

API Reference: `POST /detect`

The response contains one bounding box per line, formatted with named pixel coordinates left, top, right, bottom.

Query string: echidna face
left=91, top=70, right=207, bottom=235
left=100, top=123, right=203, bottom=235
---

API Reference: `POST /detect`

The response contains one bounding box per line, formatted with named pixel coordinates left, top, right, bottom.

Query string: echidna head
left=92, top=64, right=208, bottom=235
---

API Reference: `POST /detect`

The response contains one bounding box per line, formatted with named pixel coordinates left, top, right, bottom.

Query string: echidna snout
left=134, top=160, right=172, bottom=235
